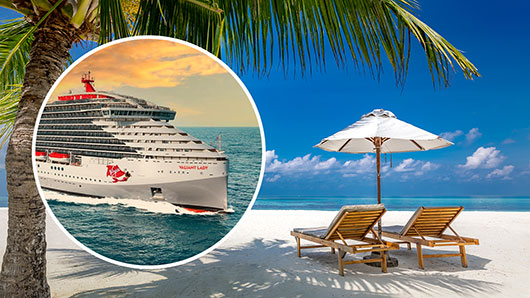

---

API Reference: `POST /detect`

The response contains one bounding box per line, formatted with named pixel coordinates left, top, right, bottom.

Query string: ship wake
left=43, top=190, right=229, bottom=215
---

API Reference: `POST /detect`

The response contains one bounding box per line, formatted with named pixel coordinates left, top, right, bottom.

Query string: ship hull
left=36, top=156, right=228, bottom=211
left=39, top=175, right=228, bottom=211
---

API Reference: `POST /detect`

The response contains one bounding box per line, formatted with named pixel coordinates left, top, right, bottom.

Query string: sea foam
left=45, top=190, right=184, bottom=214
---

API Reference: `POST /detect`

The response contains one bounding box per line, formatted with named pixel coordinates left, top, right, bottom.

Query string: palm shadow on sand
left=48, top=238, right=497, bottom=297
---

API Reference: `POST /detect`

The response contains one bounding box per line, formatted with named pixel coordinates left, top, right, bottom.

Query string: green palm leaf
left=0, top=1, right=73, bottom=146
left=98, top=0, right=131, bottom=43
left=0, top=18, right=33, bottom=91
left=0, top=0, right=481, bottom=145
left=134, top=0, right=224, bottom=55
left=134, top=0, right=479, bottom=86
left=0, top=84, right=20, bottom=148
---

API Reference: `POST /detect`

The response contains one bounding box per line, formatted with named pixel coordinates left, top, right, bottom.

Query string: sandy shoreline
left=1, top=208, right=529, bottom=297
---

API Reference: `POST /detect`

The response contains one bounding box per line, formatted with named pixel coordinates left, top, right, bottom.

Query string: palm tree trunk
left=0, top=15, right=76, bottom=298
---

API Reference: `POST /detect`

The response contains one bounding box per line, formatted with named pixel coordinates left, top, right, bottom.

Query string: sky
left=50, top=39, right=258, bottom=127
left=1, top=0, right=529, bottom=197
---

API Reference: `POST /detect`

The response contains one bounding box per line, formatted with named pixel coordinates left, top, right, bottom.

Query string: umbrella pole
left=375, top=137, right=382, bottom=236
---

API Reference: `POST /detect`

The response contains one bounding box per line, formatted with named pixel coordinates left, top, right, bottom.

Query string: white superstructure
left=35, top=73, right=228, bottom=212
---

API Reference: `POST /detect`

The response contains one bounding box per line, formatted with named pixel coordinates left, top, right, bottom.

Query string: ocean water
left=253, top=196, right=530, bottom=211
left=45, top=127, right=262, bottom=266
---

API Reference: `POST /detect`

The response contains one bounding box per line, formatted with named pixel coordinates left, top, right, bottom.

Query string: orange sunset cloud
left=45, top=38, right=258, bottom=127
left=51, top=39, right=226, bottom=98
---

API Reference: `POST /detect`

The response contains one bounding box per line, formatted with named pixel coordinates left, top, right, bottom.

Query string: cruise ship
left=34, top=72, right=228, bottom=212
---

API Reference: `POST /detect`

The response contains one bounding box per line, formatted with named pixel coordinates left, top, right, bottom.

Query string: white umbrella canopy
left=316, top=109, right=453, bottom=153
left=315, top=108, right=453, bottom=236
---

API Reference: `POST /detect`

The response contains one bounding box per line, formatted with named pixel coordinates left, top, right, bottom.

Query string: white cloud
left=265, top=150, right=278, bottom=165
left=342, top=154, right=375, bottom=175
left=420, top=161, right=440, bottom=172
left=264, top=151, right=372, bottom=181
left=468, top=174, right=480, bottom=181
left=265, top=152, right=338, bottom=174
left=264, top=150, right=440, bottom=182
left=465, top=128, right=482, bottom=144
left=502, top=138, right=515, bottom=145
left=266, top=174, right=281, bottom=182
left=458, top=147, right=505, bottom=170
left=486, top=165, right=514, bottom=180
left=522, top=161, right=530, bottom=175
left=392, top=158, right=440, bottom=177
left=440, top=130, right=463, bottom=141
left=394, top=158, right=416, bottom=172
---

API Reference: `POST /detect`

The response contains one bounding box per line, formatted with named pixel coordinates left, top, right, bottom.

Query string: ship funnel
left=81, top=71, right=96, bottom=92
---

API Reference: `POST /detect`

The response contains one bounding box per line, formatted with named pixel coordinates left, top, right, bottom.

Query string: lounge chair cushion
left=400, top=207, right=424, bottom=235
left=293, top=227, right=328, bottom=239
left=293, top=204, right=385, bottom=239
left=324, top=204, right=385, bottom=239
left=381, top=225, right=404, bottom=234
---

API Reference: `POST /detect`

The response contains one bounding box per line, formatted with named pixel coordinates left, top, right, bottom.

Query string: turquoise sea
left=253, top=196, right=530, bottom=211
left=4, top=196, right=530, bottom=211
left=42, top=127, right=262, bottom=266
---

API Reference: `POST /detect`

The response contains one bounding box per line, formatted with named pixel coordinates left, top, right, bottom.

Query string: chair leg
left=296, top=237, right=301, bottom=257
left=337, top=249, right=344, bottom=276
left=407, top=242, right=411, bottom=250
left=381, top=250, right=388, bottom=273
left=459, top=245, right=468, bottom=268
left=416, top=243, right=424, bottom=269
left=331, top=247, right=335, bottom=254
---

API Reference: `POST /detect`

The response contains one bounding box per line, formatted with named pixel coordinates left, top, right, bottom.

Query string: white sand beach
left=1, top=208, right=529, bottom=297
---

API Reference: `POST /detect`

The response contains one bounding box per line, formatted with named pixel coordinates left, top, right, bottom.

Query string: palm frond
left=388, top=1, right=479, bottom=86
left=134, top=0, right=479, bottom=86
left=0, top=19, right=33, bottom=91
left=134, top=0, right=224, bottom=56
left=219, top=0, right=480, bottom=86
left=0, top=0, right=68, bottom=92
left=98, top=0, right=131, bottom=43
left=0, top=0, right=69, bottom=144
left=0, top=0, right=34, bottom=15
left=121, top=0, right=140, bottom=30
left=0, top=84, right=20, bottom=148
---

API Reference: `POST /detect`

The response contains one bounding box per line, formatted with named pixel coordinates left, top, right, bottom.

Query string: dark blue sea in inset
left=253, top=196, right=530, bottom=211
left=46, top=127, right=262, bottom=266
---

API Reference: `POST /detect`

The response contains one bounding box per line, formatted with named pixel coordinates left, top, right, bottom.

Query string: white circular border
left=31, top=36, right=266, bottom=270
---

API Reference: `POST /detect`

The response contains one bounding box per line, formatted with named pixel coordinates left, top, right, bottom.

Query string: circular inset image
left=32, top=37, right=265, bottom=268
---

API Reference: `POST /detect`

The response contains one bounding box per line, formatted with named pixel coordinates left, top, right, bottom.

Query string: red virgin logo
left=106, top=165, right=130, bottom=183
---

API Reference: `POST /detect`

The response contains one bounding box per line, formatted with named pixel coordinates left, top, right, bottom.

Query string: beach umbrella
left=315, top=109, right=453, bottom=235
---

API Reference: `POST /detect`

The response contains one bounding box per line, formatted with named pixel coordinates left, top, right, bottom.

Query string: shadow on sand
left=48, top=238, right=498, bottom=297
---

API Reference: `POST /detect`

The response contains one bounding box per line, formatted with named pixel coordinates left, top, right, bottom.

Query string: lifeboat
left=35, top=151, right=47, bottom=161
left=48, top=152, right=70, bottom=164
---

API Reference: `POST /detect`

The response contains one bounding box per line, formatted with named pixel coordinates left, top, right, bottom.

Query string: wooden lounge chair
left=290, top=204, right=399, bottom=276
left=381, top=206, right=479, bottom=269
